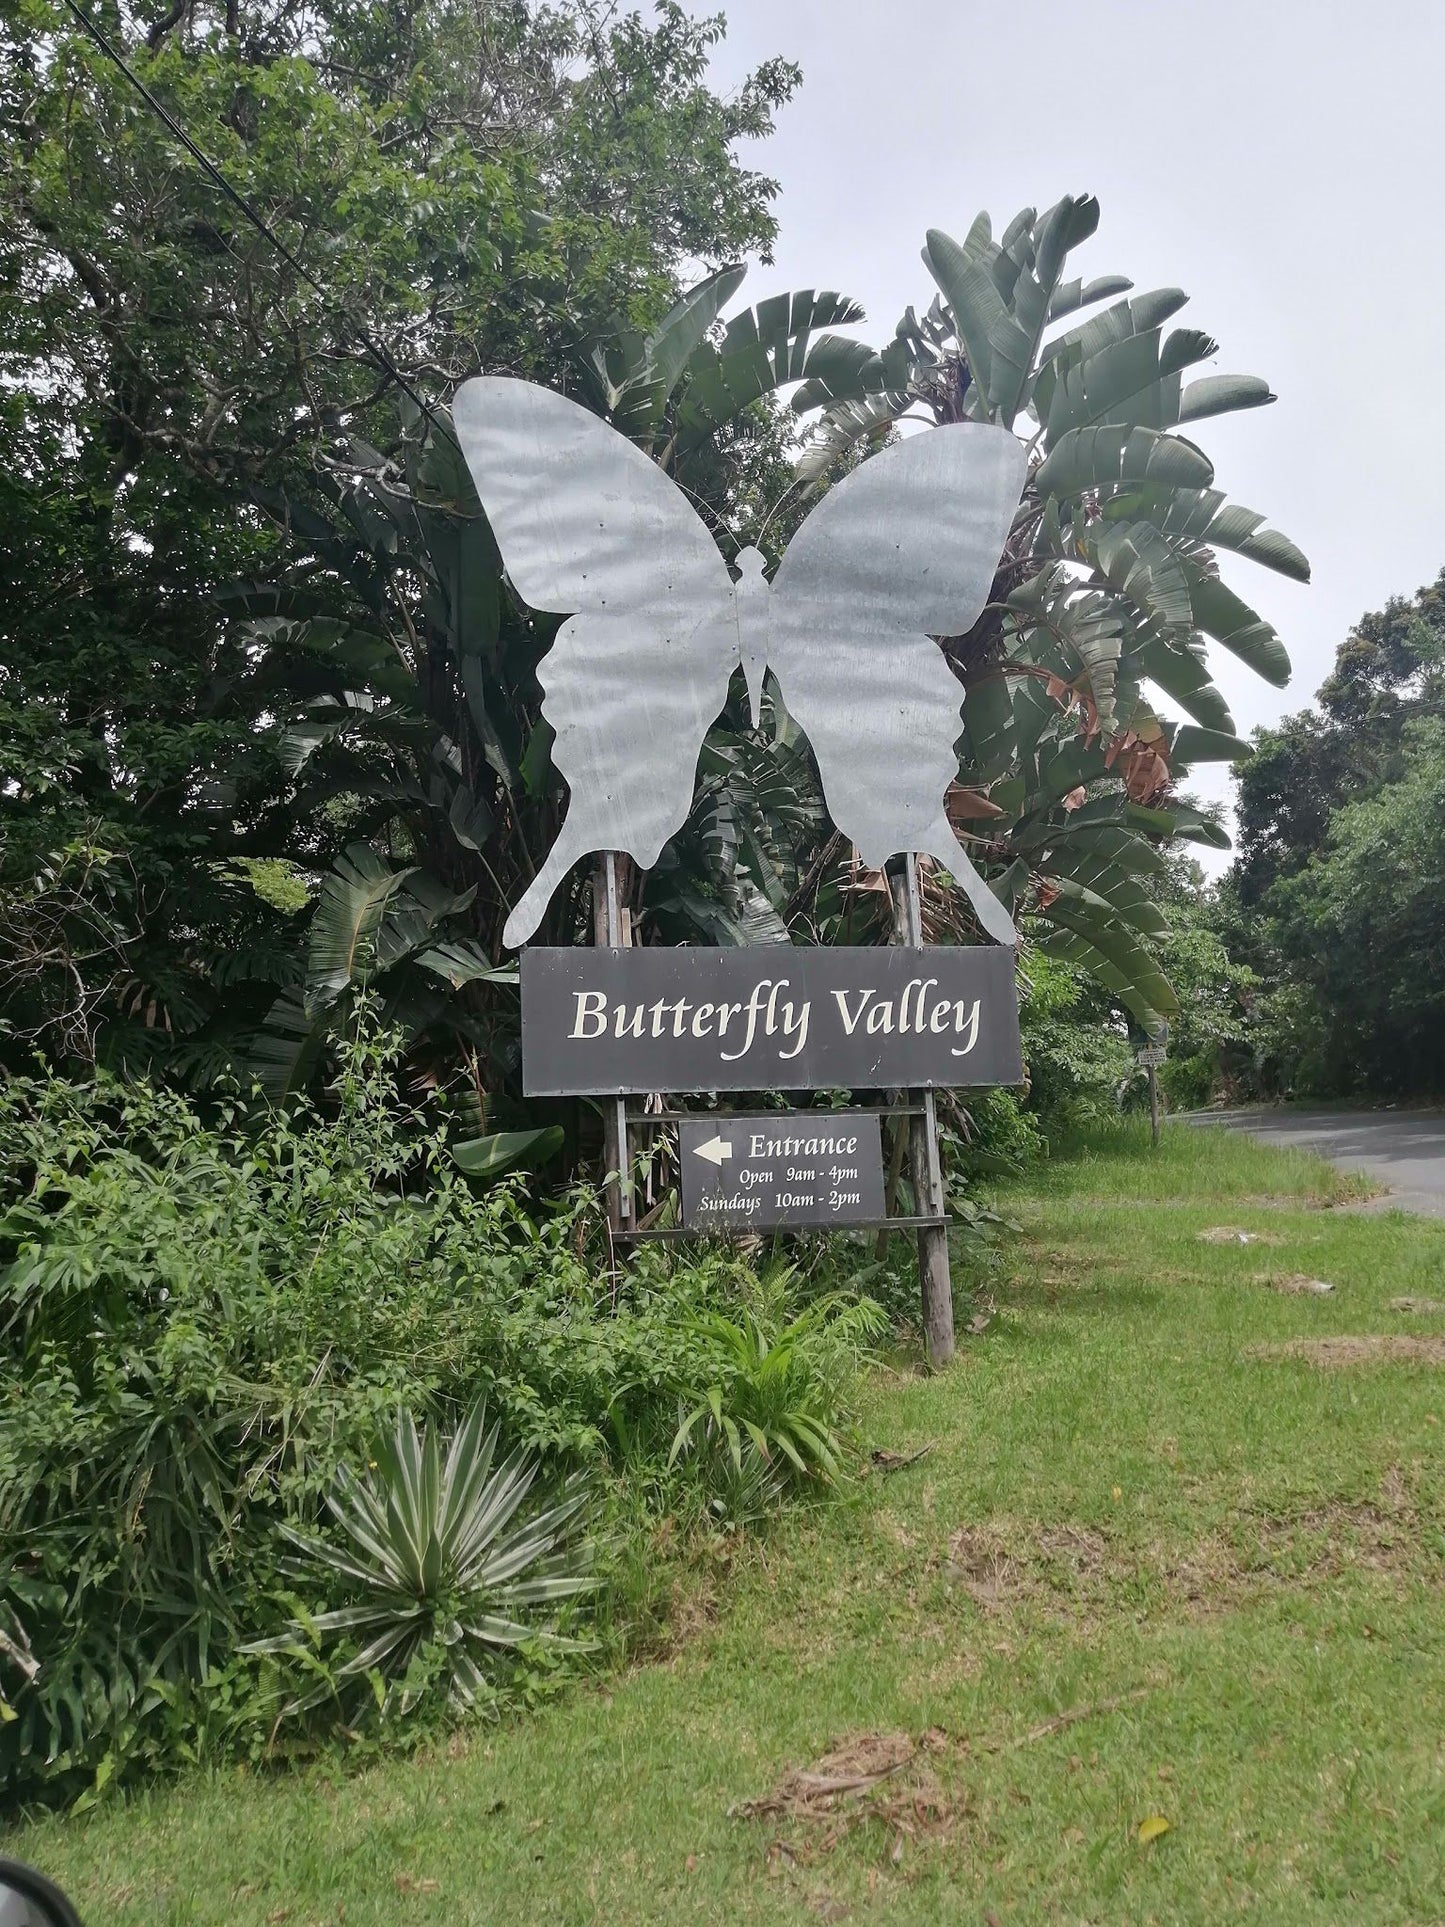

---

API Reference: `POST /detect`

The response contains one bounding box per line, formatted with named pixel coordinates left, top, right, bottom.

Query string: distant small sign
left=1136, top=1044, right=1167, bottom=1068
left=678, top=1113, right=885, bottom=1230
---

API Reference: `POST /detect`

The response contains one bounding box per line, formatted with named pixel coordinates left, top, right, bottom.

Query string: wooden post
left=1148, top=1060, right=1162, bottom=1148
left=592, top=852, right=633, bottom=1232
left=888, top=854, right=955, bottom=1369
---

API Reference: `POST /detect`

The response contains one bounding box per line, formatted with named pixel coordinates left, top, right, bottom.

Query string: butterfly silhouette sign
left=452, top=378, right=1028, bottom=952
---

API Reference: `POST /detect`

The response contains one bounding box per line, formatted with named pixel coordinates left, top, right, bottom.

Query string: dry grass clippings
left=1255, top=1272, right=1335, bottom=1295
left=732, top=1729, right=957, bottom=1854
left=1245, top=1334, right=1445, bottom=1368
left=943, top=1522, right=1109, bottom=1611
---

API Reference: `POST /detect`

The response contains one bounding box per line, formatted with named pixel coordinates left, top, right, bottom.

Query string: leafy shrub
left=943, top=1088, right=1046, bottom=1178
left=668, top=1277, right=885, bottom=1484
left=1016, top=950, right=1134, bottom=1137
left=0, top=1032, right=880, bottom=1803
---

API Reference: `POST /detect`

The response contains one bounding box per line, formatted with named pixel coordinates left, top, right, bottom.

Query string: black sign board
left=520, top=944, right=1021, bottom=1095
left=679, top=1113, right=885, bottom=1230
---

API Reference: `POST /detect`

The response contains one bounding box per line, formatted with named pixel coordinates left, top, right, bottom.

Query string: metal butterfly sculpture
left=452, top=378, right=1028, bottom=951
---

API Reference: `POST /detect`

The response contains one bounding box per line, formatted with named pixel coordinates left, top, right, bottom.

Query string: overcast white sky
left=705, top=0, right=1445, bottom=865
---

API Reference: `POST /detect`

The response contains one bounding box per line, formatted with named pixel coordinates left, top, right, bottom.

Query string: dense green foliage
left=1221, top=569, right=1444, bottom=1094
left=0, top=1028, right=881, bottom=1804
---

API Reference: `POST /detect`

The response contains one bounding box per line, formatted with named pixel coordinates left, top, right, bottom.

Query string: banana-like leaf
left=1046, top=870, right=1169, bottom=939
left=1118, top=797, right=1232, bottom=849
left=306, top=845, right=415, bottom=1015
left=1042, top=287, right=1191, bottom=368
left=1105, top=485, right=1309, bottom=583
left=1036, top=900, right=1178, bottom=1027
left=1179, top=373, right=1275, bottom=422
left=1006, top=566, right=1125, bottom=733
left=1013, top=820, right=1167, bottom=877
left=927, top=196, right=1087, bottom=427
left=1170, top=724, right=1253, bottom=764
left=1047, top=272, right=1134, bottom=322
left=1041, top=326, right=1215, bottom=442
left=922, top=223, right=1010, bottom=416
left=276, top=695, right=428, bottom=778
left=602, top=265, right=751, bottom=443
left=371, top=874, right=476, bottom=974
left=451, top=1127, right=564, bottom=1178
left=1187, top=569, right=1291, bottom=686
left=675, top=291, right=867, bottom=447
left=1130, top=631, right=1236, bottom=734
left=794, top=393, right=907, bottom=484
left=245, top=990, right=323, bottom=1104
left=1087, top=521, right=1195, bottom=639
left=414, top=942, right=518, bottom=989
left=961, top=674, right=1018, bottom=783
left=640, top=264, right=749, bottom=398
left=988, top=195, right=1099, bottom=426
left=1033, top=424, right=1213, bottom=497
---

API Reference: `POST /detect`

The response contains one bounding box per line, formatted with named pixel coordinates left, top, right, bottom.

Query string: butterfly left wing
left=769, top=424, right=1027, bottom=945
left=452, top=378, right=740, bottom=947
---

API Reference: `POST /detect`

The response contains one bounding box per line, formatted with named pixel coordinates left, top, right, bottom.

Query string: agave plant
left=256, top=1402, right=594, bottom=1718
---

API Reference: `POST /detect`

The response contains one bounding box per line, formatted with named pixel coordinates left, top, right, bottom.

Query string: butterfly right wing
left=451, top=379, right=740, bottom=947
left=768, top=424, right=1027, bottom=945
left=770, top=422, right=1026, bottom=639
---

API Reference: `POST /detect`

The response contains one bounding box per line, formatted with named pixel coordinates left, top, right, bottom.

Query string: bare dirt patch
left=1245, top=1334, right=1445, bottom=1368
left=934, top=1475, right=1433, bottom=1628
left=1230, top=1490, right=1420, bottom=1583
left=942, top=1522, right=1111, bottom=1611
left=1390, top=1296, right=1445, bottom=1314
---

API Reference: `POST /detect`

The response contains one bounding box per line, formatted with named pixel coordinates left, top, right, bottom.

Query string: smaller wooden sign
left=679, top=1113, right=886, bottom=1230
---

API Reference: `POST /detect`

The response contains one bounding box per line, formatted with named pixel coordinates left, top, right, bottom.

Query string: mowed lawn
left=11, top=1123, right=1445, bottom=1924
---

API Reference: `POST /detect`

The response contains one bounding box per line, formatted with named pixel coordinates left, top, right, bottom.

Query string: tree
left=1233, top=567, right=1445, bottom=905
left=0, top=0, right=804, bottom=1110
left=735, top=194, right=1307, bottom=1034
left=1219, top=574, right=1445, bottom=1094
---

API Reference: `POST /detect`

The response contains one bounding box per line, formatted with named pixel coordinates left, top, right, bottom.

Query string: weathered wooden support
left=591, top=851, right=633, bottom=1232
left=888, top=853, right=955, bottom=1368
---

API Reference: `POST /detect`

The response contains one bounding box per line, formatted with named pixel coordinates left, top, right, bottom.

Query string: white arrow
left=692, top=1133, right=733, bottom=1167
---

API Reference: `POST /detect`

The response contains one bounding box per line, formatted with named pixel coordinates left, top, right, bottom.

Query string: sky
left=704, top=0, right=1445, bottom=867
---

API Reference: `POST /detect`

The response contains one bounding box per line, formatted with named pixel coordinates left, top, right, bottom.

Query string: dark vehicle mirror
left=0, top=1861, right=83, bottom=1927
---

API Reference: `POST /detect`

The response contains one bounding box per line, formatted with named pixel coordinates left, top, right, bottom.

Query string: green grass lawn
left=11, top=1121, right=1445, bottom=1924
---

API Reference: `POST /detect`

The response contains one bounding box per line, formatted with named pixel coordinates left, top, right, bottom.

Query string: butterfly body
left=452, top=377, right=1027, bottom=951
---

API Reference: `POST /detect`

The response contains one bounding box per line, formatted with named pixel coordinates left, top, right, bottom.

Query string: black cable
left=56, top=0, right=456, bottom=445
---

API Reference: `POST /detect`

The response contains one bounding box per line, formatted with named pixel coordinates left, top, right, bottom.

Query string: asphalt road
left=1198, top=1108, right=1445, bottom=1217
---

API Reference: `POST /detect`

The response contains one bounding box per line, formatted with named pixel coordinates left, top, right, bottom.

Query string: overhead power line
left=55, top=0, right=454, bottom=444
